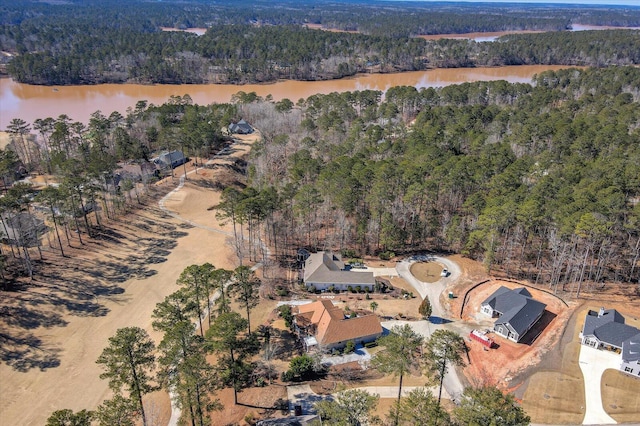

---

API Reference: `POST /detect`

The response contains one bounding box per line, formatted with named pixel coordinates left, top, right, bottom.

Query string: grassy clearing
left=521, top=341, right=585, bottom=424
left=602, top=369, right=640, bottom=423
left=410, top=262, right=444, bottom=283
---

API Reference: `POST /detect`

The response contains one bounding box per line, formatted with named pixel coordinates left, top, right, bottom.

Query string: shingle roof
left=295, top=300, right=382, bottom=347
left=229, top=119, right=253, bottom=134
left=482, top=286, right=532, bottom=314
left=483, top=286, right=546, bottom=338
left=304, top=252, right=375, bottom=286
left=582, top=308, right=625, bottom=337
left=495, top=298, right=546, bottom=337
left=318, top=315, right=382, bottom=346
left=594, top=322, right=640, bottom=348
left=622, top=333, right=640, bottom=363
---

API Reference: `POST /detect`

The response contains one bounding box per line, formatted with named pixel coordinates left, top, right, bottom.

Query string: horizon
left=383, top=0, right=640, bottom=6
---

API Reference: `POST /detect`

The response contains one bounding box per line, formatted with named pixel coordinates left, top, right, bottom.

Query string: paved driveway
left=381, top=319, right=465, bottom=403
left=321, top=344, right=372, bottom=367
left=578, top=345, right=620, bottom=425
left=286, top=384, right=332, bottom=415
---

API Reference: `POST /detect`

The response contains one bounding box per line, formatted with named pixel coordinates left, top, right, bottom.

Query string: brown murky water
left=0, top=65, right=576, bottom=128
left=417, top=30, right=544, bottom=41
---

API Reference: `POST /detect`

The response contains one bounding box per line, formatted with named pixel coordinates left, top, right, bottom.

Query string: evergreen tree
left=96, top=327, right=157, bottom=426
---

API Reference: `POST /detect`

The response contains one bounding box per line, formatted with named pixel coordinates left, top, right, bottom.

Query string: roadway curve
left=393, top=254, right=466, bottom=403
left=395, top=255, right=461, bottom=319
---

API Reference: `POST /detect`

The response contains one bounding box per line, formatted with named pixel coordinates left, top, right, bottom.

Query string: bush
left=355, top=285, right=362, bottom=293
left=379, top=251, right=395, bottom=260
left=286, top=354, right=317, bottom=381
left=350, top=312, right=357, bottom=318
left=342, top=249, right=357, bottom=258
left=348, top=285, right=354, bottom=293
left=365, top=293, right=371, bottom=300
left=274, top=398, right=289, bottom=414
left=344, top=340, right=356, bottom=354
left=281, top=371, right=294, bottom=382
left=278, top=305, right=294, bottom=329
left=307, top=285, right=316, bottom=293
left=364, top=341, right=378, bottom=349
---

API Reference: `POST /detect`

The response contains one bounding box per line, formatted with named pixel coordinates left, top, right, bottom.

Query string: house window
left=624, top=366, right=634, bottom=373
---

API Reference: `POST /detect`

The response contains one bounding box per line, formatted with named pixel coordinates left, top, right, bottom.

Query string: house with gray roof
left=621, top=334, right=640, bottom=377
left=480, top=286, right=546, bottom=343
left=580, top=307, right=640, bottom=376
left=153, top=150, right=186, bottom=169
left=228, top=119, right=254, bottom=135
left=303, top=251, right=375, bottom=292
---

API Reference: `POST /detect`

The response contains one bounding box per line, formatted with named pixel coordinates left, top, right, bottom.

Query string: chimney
left=598, top=307, right=605, bottom=317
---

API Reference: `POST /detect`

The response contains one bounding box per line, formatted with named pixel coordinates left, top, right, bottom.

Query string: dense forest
left=235, top=66, right=640, bottom=294
left=2, top=0, right=640, bottom=84
left=3, top=66, right=639, bottom=291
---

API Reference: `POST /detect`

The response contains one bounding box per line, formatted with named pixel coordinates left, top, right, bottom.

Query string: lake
left=1, top=65, right=577, bottom=128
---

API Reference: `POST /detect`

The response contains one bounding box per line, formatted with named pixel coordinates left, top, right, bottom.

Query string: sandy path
left=0, top=133, right=259, bottom=425
left=0, top=217, right=225, bottom=425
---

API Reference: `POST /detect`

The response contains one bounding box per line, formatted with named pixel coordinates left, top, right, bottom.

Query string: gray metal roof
left=622, top=333, right=640, bottom=363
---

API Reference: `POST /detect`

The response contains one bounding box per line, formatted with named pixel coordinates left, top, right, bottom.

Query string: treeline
left=0, top=95, right=236, bottom=281
left=5, top=22, right=640, bottom=85
left=232, top=66, right=639, bottom=294
left=2, top=0, right=640, bottom=84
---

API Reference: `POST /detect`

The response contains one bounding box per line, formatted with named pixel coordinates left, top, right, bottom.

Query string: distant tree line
left=2, top=0, right=640, bottom=85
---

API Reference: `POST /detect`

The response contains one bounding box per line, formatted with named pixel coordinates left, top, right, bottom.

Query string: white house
left=580, top=307, right=640, bottom=377
left=303, top=251, right=375, bottom=292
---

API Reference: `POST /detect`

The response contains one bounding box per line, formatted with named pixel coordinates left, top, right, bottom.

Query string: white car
left=440, top=268, right=449, bottom=277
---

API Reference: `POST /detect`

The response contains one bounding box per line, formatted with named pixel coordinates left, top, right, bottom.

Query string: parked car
left=441, top=268, right=449, bottom=277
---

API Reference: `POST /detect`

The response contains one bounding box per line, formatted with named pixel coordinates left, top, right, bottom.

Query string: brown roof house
left=294, top=300, right=382, bottom=351
left=303, top=251, right=375, bottom=292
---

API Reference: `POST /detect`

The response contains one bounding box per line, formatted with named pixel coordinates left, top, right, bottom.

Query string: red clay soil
left=211, top=385, right=288, bottom=426
left=454, top=279, right=576, bottom=391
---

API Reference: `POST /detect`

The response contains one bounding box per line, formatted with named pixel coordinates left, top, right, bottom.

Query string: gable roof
left=581, top=308, right=640, bottom=349
left=622, top=333, right=640, bottom=363
left=295, top=301, right=382, bottom=347
left=228, top=119, right=253, bottom=134
left=304, top=251, right=375, bottom=286
left=495, top=298, right=546, bottom=337
left=482, top=286, right=532, bottom=313
left=594, top=323, right=640, bottom=348
left=582, top=308, right=625, bottom=337
left=483, top=286, right=546, bottom=337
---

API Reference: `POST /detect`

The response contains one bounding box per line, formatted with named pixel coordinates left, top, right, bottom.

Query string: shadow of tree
left=0, top=207, right=190, bottom=371
left=0, top=331, right=62, bottom=372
